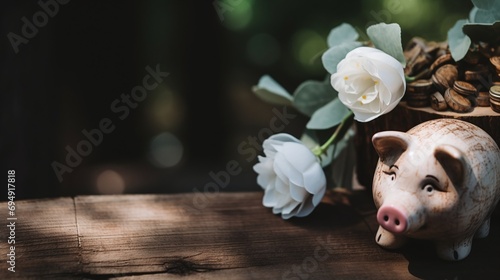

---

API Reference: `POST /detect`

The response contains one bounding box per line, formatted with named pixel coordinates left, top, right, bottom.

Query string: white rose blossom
left=331, top=47, right=405, bottom=122
left=253, top=134, right=326, bottom=219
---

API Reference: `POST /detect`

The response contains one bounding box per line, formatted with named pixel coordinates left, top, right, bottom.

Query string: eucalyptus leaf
left=473, top=9, right=497, bottom=23
left=463, top=21, right=500, bottom=42
left=252, top=75, right=293, bottom=106
left=293, top=80, right=337, bottom=117
left=448, top=19, right=471, bottom=61
left=366, top=23, right=406, bottom=66
left=306, top=98, right=350, bottom=130
left=470, top=0, right=500, bottom=23
left=330, top=127, right=356, bottom=190
left=469, top=6, right=479, bottom=22
left=472, top=0, right=500, bottom=10
left=321, top=41, right=362, bottom=74
left=327, top=23, right=359, bottom=48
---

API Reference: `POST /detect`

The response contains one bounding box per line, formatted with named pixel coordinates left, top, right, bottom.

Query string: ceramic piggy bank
left=372, top=119, right=500, bottom=261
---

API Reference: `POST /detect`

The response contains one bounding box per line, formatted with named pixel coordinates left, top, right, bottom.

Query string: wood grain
left=1, top=192, right=499, bottom=279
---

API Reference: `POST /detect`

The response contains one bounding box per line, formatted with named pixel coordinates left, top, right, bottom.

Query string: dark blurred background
left=0, top=0, right=472, bottom=200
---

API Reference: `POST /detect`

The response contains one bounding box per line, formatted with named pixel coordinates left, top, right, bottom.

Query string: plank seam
left=73, top=197, right=83, bottom=274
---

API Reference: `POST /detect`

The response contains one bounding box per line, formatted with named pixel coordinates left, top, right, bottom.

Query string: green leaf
left=327, top=23, right=359, bottom=48
left=321, top=41, right=362, bottom=74
left=463, top=21, right=500, bottom=42
left=330, top=127, right=356, bottom=190
left=469, top=6, right=479, bottom=22
left=252, top=75, right=293, bottom=106
left=293, top=80, right=337, bottom=117
left=472, top=0, right=500, bottom=10
left=470, top=1, right=500, bottom=23
left=306, top=98, right=350, bottom=130
left=474, top=9, right=497, bottom=23
left=366, top=23, right=406, bottom=66
left=447, top=19, right=471, bottom=61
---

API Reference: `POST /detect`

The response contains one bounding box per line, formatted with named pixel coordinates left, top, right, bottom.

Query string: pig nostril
left=383, top=215, right=389, bottom=222
left=395, top=219, right=400, bottom=226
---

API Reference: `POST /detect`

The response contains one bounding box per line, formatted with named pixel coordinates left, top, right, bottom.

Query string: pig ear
left=372, top=131, right=412, bottom=162
left=434, top=144, right=465, bottom=186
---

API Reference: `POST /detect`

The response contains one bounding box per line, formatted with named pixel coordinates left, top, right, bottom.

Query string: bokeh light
left=221, top=0, right=254, bottom=30
left=149, top=132, right=184, bottom=168
left=147, top=85, right=185, bottom=131
left=96, top=170, right=126, bottom=194
left=291, top=29, right=327, bottom=73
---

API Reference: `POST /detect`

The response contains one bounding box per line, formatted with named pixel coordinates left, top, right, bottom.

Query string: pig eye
left=423, top=184, right=434, bottom=193
left=383, top=171, right=396, bottom=181
left=421, top=175, right=444, bottom=192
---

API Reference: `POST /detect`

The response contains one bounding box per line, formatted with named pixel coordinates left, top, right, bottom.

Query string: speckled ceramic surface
left=371, top=119, right=500, bottom=261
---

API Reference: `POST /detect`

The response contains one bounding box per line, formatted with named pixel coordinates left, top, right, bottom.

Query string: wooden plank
left=0, top=198, right=80, bottom=279
left=1, top=192, right=499, bottom=279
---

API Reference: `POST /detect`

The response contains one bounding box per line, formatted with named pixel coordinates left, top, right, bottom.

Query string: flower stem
left=313, top=111, right=354, bottom=156
left=405, top=68, right=431, bottom=82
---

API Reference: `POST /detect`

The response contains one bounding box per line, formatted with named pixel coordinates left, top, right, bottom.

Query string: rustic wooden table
left=1, top=192, right=499, bottom=279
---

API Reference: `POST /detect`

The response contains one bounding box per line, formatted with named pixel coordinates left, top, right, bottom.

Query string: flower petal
left=312, top=186, right=326, bottom=206
left=281, top=200, right=301, bottom=215
left=254, top=157, right=275, bottom=190
left=263, top=187, right=277, bottom=207
left=274, top=151, right=304, bottom=186
left=274, top=191, right=292, bottom=209
left=295, top=196, right=316, bottom=217
left=289, top=182, right=308, bottom=202
left=302, top=164, right=327, bottom=195
left=274, top=176, right=289, bottom=194
left=281, top=142, right=316, bottom=173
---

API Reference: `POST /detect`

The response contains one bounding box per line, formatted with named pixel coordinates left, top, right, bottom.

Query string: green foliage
left=330, top=127, right=356, bottom=190
left=322, top=23, right=361, bottom=74
left=469, top=0, right=500, bottom=22
left=366, top=23, right=406, bottom=66
left=306, top=98, right=350, bottom=130
left=322, top=42, right=362, bottom=74
left=326, top=23, right=359, bottom=48
left=252, top=21, right=404, bottom=179
left=252, top=75, right=293, bottom=106
left=448, top=0, right=500, bottom=61
left=448, top=19, right=471, bottom=61
left=293, top=80, right=337, bottom=117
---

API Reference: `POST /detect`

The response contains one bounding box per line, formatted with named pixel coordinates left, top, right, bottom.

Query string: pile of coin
left=403, top=37, right=500, bottom=114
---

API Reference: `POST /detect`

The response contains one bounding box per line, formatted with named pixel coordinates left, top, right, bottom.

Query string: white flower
left=253, top=134, right=327, bottom=219
left=331, top=47, right=405, bottom=122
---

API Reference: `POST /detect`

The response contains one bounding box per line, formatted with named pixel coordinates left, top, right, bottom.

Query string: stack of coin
left=490, top=85, right=500, bottom=113
left=432, top=64, right=458, bottom=94
left=403, top=37, right=500, bottom=114
left=453, top=81, right=478, bottom=107
left=444, top=88, right=472, bottom=113
left=429, top=54, right=453, bottom=72
left=430, top=92, right=447, bottom=111
left=489, top=56, right=500, bottom=78
left=406, top=79, right=433, bottom=107
left=453, top=81, right=477, bottom=97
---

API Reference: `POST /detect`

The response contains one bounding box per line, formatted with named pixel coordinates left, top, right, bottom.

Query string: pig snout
left=377, top=206, right=408, bottom=233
